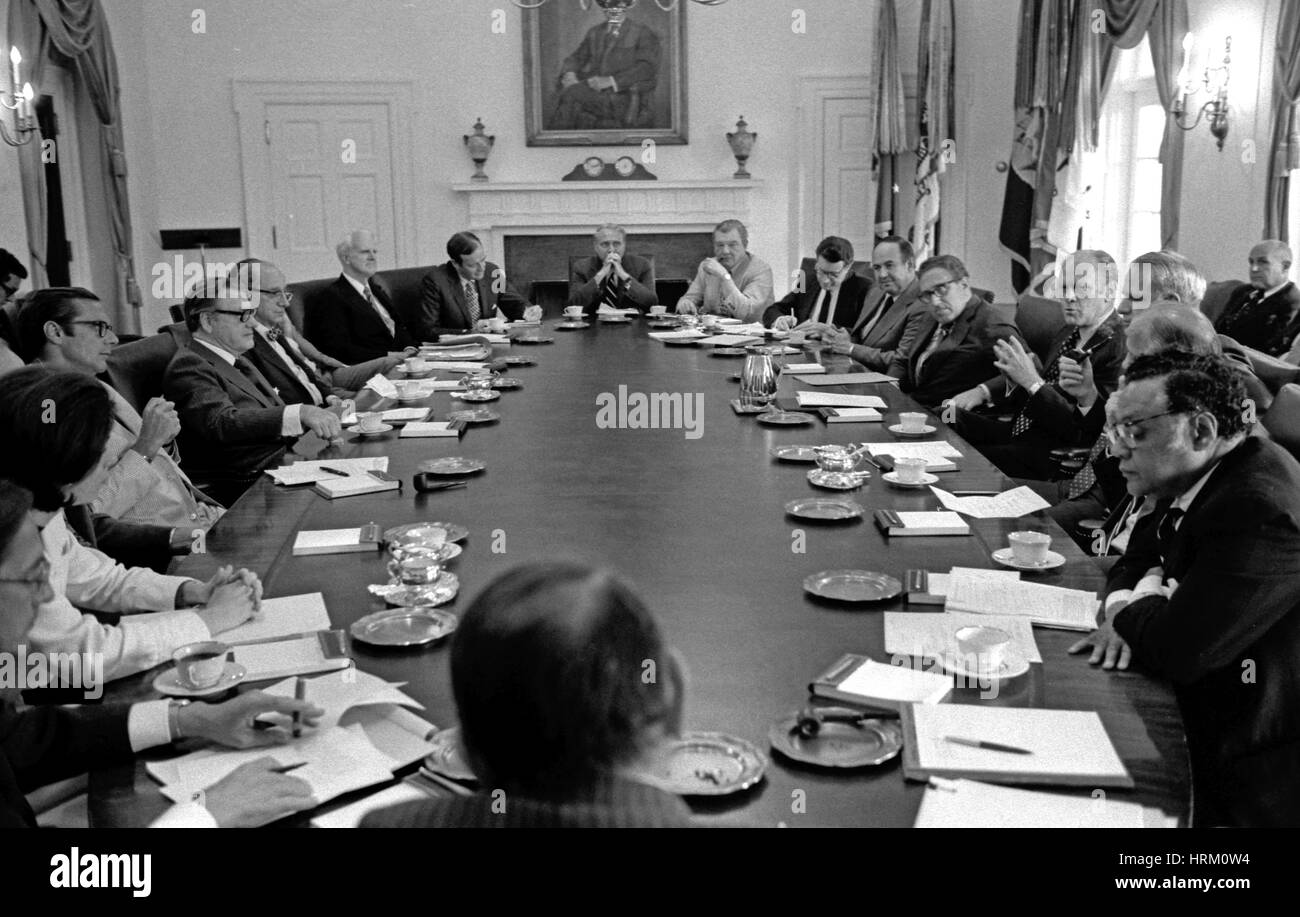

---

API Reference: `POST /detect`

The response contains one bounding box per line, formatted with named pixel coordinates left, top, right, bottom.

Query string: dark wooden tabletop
left=89, top=324, right=1189, bottom=827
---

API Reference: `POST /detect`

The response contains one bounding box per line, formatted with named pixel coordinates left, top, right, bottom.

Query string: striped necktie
left=363, top=284, right=396, bottom=337
left=914, top=324, right=950, bottom=378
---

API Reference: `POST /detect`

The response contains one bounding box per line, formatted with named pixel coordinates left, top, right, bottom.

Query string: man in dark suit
left=164, top=291, right=344, bottom=506
left=899, top=254, right=1024, bottom=409
left=820, top=236, right=927, bottom=377
left=762, top=236, right=871, bottom=331
left=1069, top=352, right=1300, bottom=826
left=1214, top=239, right=1300, bottom=355
left=305, top=231, right=416, bottom=363
left=949, top=250, right=1128, bottom=480
left=0, top=479, right=325, bottom=828
left=568, top=223, right=657, bottom=316
left=411, top=232, right=542, bottom=341
left=552, top=1, right=662, bottom=131
left=363, top=562, right=690, bottom=828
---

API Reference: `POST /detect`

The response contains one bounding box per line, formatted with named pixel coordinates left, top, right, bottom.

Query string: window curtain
left=913, top=0, right=954, bottom=264
left=7, top=0, right=141, bottom=332
left=872, top=0, right=908, bottom=241
left=1265, top=1, right=1300, bottom=241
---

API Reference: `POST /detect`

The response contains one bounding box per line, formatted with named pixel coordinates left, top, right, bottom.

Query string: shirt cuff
left=610, top=77, right=619, bottom=93
left=1027, top=380, right=1045, bottom=397
left=977, top=383, right=992, bottom=404
left=281, top=403, right=304, bottom=437
left=128, top=700, right=175, bottom=752
left=1104, top=589, right=1133, bottom=616
left=150, top=802, right=219, bottom=828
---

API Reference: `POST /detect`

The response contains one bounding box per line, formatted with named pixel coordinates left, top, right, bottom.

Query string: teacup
left=404, top=356, right=424, bottom=374
left=563, top=305, right=584, bottom=321
left=463, top=371, right=498, bottom=395
left=356, top=412, right=384, bottom=433
left=700, top=313, right=720, bottom=330
left=172, top=641, right=230, bottom=691
left=387, top=554, right=443, bottom=587
left=1008, top=530, right=1052, bottom=565
left=899, top=412, right=928, bottom=434
left=395, top=381, right=427, bottom=403
left=894, top=456, right=929, bottom=483
left=485, top=316, right=507, bottom=334
left=814, top=446, right=862, bottom=475
left=954, top=625, right=1011, bottom=673
left=649, top=304, right=667, bottom=316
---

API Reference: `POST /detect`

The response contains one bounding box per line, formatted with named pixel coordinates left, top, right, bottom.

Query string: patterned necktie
left=234, top=356, right=284, bottom=405
left=363, top=284, right=396, bottom=337
left=1156, top=505, right=1184, bottom=565
left=274, top=337, right=324, bottom=405
left=265, top=325, right=283, bottom=342
left=914, top=324, right=950, bottom=379
left=1011, top=328, right=1080, bottom=437
left=1065, top=434, right=1106, bottom=498
left=464, top=281, right=482, bottom=324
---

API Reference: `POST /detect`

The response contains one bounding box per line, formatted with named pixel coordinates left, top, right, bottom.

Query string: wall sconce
left=2, top=47, right=37, bottom=147
left=1171, top=34, right=1230, bottom=150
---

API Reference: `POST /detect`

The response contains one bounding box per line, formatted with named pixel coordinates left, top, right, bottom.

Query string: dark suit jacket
left=163, top=341, right=291, bottom=483
left=568, top=253, right=657, bottom=315
left=361, top=775, right=691, bottom=828
left=1214, top=281, right=1300, bottom=355
left=900, top=297, right=1024, bottom=408
left=1110, top=437, right=1300, bottom=826
left=246, top=332, right=334, bottom=407
left=411, top=262, right=529, bottom=341
left=1, top=698, right=133, bottom=828
left=847, top=278, right=928, bottom=377
left=761, top=274, right=872, bottom=329
left=306, top=275, right=415, bottom=364
left=561, top=20, right=660, bottom=90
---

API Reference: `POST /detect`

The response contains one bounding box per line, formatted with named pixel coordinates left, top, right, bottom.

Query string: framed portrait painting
left=523, top=0, right=688, bottom=147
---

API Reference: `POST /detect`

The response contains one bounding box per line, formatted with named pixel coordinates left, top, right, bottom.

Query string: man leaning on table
left=412, top=232, right=543, bottom=341
left=761, top=235, right=870, bottom=333
left=569, top=223, right=658, bottom=317
left=0, top=478, right=325, bottom=828
left=1070, top=351, right=1300, bottom=827
left=675, top=219, right=774, bottom=322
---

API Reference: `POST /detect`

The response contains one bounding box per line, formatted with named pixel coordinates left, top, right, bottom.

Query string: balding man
left=1214, top=240, right=1300, bottom=355
left=568, top=224, right=657, bottom=317
left=306, top=231, right=416, bottom=364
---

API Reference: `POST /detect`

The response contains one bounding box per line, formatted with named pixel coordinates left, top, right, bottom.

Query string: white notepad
left=944, top=572, right=1101, bottom=631
left=292, top=528, right=380, bottom=557
left=796, top=391, right=888, bottom=408
left=311, top=782, right=431, bottom=828
left=829, top=659, right=953, bottom=710
left=796, top=371, right=898, bottom=386
left=825, top=408, right=884, bottom=423
left=399, top=422, right=459, bottom=438
left=914, top=778, right=1160, bottom=828
left=266, top=458, right=388, bottom=486
left=780, top=362, right=826, bottom=374
left=380, top=407, right=433, bottom=423
left=220, top=593, right=332, bottom=644
left=883, top=611, right=1043, bottom=663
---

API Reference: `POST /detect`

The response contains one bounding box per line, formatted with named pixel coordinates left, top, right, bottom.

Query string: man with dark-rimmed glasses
left=1069, top=350, right=1300, bottom=827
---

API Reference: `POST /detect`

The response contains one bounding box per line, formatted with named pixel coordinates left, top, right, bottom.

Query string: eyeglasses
left=918, top=280, right=957, bottom=302
left=210, top=309, right=256, bottom=324
left=65, top=320, right=115, bottom=338
left=257, top=288, right=294, bottom=303
left=0, top=557, right=50, bottom=588
left=1102, top=409, right=1185, bottom=451
left=814, top=266, right=845, bottom=279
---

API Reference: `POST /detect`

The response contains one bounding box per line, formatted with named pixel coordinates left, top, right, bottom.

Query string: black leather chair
left=1263, top=383, right=1300, bottom=461
left=1014, top=291, right=1065, bottom=363
left=103, top=323, right=192, bottom=415
left=287, top=265, right=439, bottom=335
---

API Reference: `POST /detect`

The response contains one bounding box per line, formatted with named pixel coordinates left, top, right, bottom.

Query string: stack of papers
left=883, top=610, right=1043, bottom=663
left=930, top=485, right=1051, bottom=519
left=914, top=779, right=1172, bottom=828
left=944, top=570, right=1101, bottom=631
left=725, top=322, right=769, bottom=336
left=780, top=362, right=826, bottom=374
left=265, top=458, right=389, bottom=486
left=698, top=333, right=762, bottom=346
left=421, top=361, right=488, bottom=373
left=866, top=441, right=962, bottom=471
left=796, top=371, right=899, bottom=386
left=365, top=375, right=398, bottom=399
left=400, top=422, right=459, bottom=438
left=648, top=329, right=707, bottom=342
left=795, top=391, right=888, bottom=408
left=379, top=407, right=432, bottom=423
left=811, top=656, right=953, bottom=711
left=221, top=593, right=332, bottom=643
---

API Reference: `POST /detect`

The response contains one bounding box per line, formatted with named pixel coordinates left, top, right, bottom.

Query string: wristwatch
left=168, top=698, right=192, bottom=741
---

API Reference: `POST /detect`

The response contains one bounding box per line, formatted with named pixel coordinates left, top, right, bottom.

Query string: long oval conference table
left=90, top=321, right=1190, bottom=827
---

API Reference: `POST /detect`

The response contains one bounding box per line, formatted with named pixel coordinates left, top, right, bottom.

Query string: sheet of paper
left=795, top=371, right=898, bottom=386
left=380, top=408, right=432, bottom=422
left=780, top=362, right=826, bottom=374
left=725, top=322, right=769, bottom=336
left=944, top=573, right=1101, bottom=631
left=264, top=669, right=424, bottom=730
left=400, top=422, right=458, bottom=438
left=796, top=391, right=888, bottom=408
left=929, top=485, right=1052, bottom=519
left=222, top=593, right=332, bottom=644
left=925, top=567, right=1021, bottom=597
left=648, top=330, right=707, bottom=341
left=231, top=636, right=334, bottom=678
left=914, top=778, right=1150, bottom=828
left=341, top=704, right=437, bottom=770
left=866, top=441, right=962, bottom=459
left=311, top=782, right=431, bottom=828
left=266, top=457, right=389, bottom=486
left=883, top=611, right=1043, bottom=663
left=365, top=375, right=398, bottom=398
left=837, top=659, right=952, bottom=705
left=422, top=361, right=487, bottom=372
left=697, top=334, right=762, bottom=346
left=909, top=705, right=1130, bottom=783
left=825, top=408, right=883, bottom=422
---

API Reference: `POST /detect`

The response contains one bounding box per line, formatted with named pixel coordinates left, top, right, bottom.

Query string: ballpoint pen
left=318, top=466, right=350, bottom=477
left=293, top=677, right=306, bottom=738
left=944, top=736, right=1032, bottom=755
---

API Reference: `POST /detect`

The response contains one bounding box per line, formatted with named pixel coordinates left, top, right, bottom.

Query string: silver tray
left=419, top=457, right=486, bottom=476
left=757, top=411, right=815, bottom=426
left=384, top=521, right=470, bottom=545
left=768, top=714, right=903, bottom=768
left=350, top=607, right=458, bottom=647
left=784, top=497, right=864, bottom=521
left=445, top=409, right=500, bottom=424
left=645, top=731, right=767, bottom=797
left=802, top=569, right=902, bottom=603
left=770, top=444, right=820, bottom=462
left=368, top=571, right=461, bottom=608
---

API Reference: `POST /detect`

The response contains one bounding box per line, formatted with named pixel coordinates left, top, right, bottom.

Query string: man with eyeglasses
left=761, top=236, right=871, bottom=334
left=15, top=287, right=223, bottom=571
left=164, top=285, right=344, bottom=506
left=414, top=232, right=542, bottom=341
left=899, top=254, right=1024, bottom=409
left=1067, top=351, right=1300, bottom=827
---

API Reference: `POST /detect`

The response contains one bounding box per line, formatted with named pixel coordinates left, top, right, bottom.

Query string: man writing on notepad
left=1069, top=352, right=1300, bottom=826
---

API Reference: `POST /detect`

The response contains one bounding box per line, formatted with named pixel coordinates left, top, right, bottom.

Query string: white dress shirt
left=124, top=702, right=219, bottom=828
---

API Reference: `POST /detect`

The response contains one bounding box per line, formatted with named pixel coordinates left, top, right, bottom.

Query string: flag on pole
left=913, top=0, right=955, bottom=263
left=873, top=0, right=908, bottom=240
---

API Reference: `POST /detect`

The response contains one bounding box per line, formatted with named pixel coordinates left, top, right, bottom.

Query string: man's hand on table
left=199, top=759, right=318, bottom=828
left=179, top=689, right=324, bottom=749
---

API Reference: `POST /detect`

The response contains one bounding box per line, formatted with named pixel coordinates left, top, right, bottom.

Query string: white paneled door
left=821, top=96, right=875, bottom=247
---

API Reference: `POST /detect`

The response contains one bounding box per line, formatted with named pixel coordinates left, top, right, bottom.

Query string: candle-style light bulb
left=9, top=46, right=21, bottom=67
left=21, top=82, right=33, bottom=102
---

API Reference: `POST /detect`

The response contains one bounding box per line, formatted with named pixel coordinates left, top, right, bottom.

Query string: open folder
left=914, top=778, right=1174, bottom=828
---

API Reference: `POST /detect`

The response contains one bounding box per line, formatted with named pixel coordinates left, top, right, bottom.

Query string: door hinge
left=272, top=225, right=278, bottom=248
left=264, top=120, right=271, bottom=145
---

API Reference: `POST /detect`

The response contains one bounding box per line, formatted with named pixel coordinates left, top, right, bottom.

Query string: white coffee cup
left=954, top=625, right=1011, bottom=673
left=1008, top=530, right=1052, bottom=565
left=899, top=412, right=928, bottom=434
left=649, top=304, right=667, bottom=316
left=486, top=316, right=507, bottom=333
left=894, top=456, right=929, bottom=484
left=563, top=305, right=584, bottom=321
left=356, top=412, right=384, bottom=433
left=172, top=641, right=230, bottom=691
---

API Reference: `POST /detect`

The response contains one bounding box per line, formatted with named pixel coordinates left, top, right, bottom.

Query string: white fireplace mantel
left=452, top=179, right=761, bottom=251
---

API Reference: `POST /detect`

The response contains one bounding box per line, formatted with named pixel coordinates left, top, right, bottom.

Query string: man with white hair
left=1214, top=239, right=1300, bottom=355
left=306, top=230, right=416, bottom=364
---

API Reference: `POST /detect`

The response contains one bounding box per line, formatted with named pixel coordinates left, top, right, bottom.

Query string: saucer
left=802, top=569, right=902, bottom=602
left=348, top=423, right=394, bottom=437
left=768, top=714, right=903, bottom=768
left=453, top=390, right=501, bottom=402
left=730, top=399, right=770, bottom=415
left=598, top=314, right=633, bottom=323
left=711, top=347, right=749, bottom=357
left=882, top=470, right=939, bottom=488
left=784, top=497, right=864, bottom=521
left=368, top=571, right=461, bottom=608
left=513, top=336, right=554, bottom=345
left=770, top=444, right=820, bottom=462
left=939, top=649, right=1031, bottom=681
left=383, top=521, right=470, bottom=545
left=419, top=457, right=485, bottom=475
left=501, top=356, right=535, bottom=366
left=757, top=411, right=816, bottom=426
left=888, top=424, right=937, bottom=437
left=490, top=378, right=523, bottom=390
left=991, top=548, right=1066, bottom=572
left=152, top=662, right=246, bottom=698
left=350, top=607, right=459, bottom=647
left=807, top=469, right=868, bottom=490
left=644, top=732, right=767, bottom=797
left=557, top=321, right=590, bottom=330
left=445, top=409, right=500, bottom=424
